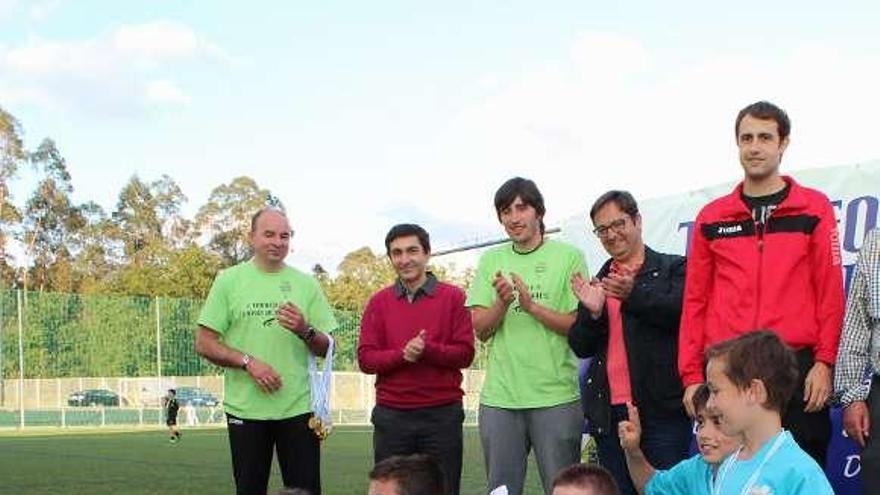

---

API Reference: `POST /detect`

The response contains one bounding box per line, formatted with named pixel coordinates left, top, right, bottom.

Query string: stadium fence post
left=155, top=296, right=162, bottom=398
left=17, top=289, right=24, bottom=430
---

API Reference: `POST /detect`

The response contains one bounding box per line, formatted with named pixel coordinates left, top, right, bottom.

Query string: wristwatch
left=301, top=326, right=317, bottom=343
left=241, top=353, right=252, bottom=370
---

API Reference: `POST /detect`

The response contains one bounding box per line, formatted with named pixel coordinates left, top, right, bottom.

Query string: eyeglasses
left=592, top=217, right=628, bottom=238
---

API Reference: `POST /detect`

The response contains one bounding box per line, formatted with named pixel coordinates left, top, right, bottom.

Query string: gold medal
left=317, top=422, right=331, bottom=441
left=307, top=414, right=332, bottom=441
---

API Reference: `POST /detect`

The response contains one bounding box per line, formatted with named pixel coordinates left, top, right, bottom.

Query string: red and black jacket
left=679, top=176, right=845, bottom=387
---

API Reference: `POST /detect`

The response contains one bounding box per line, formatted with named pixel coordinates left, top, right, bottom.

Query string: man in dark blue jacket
left=568, top=190, right=689, bottom=495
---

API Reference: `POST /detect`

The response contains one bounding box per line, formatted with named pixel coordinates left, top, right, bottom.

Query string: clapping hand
left=403, top=330, right=426, bottom=363
left=571, top=273, right=606, bottom=317
left=492, top=271, right=516, bottom=306
left=601, top=271, right=635, bottom=300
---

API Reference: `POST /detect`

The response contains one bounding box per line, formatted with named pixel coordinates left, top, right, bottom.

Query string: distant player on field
left=164, top=388, right=181, bottom=443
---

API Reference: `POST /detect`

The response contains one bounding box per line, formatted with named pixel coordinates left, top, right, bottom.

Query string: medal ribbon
left=308, top=335, right=334, bottom=433
left=712, top=430, right=787, bottom=495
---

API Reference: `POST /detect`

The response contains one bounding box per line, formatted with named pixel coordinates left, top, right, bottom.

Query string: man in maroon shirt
left=358, top=223, right=475, bottom=495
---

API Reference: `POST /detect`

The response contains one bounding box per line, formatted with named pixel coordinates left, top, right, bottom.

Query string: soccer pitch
left=0, top=426, right=545, bottom=494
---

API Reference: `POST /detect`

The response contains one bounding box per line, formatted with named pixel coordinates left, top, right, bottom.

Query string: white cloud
left=0, top=20, right=231, bottom=115
left=110, top=20, right=235, bottom=68
left=112, top=21, right=201, bottom=60
left=0, top=83, right=53, bottom=108
left=0, top=0, right=17, bottom=21
left=146, top=79, right=191, bottom=106
left=570, top=32, right=650, bottom=82
left=4, top=38, right=109, bottom=74
left=28, top=0, right=62, bottom=21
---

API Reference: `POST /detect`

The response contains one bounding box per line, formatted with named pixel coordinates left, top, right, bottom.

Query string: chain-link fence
left=0, top=289, right=485, bottom=429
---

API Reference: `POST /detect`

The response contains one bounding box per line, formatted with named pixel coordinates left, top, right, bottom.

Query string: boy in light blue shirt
left=620, top=332, right=834, bottom=495
left=703, top=331, right=833, bottom=495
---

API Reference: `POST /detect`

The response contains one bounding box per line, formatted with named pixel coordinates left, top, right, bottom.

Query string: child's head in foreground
left=691, top=383, right=740, bottom=464
left=551, top=463, right=620, bottom=495
left=704, top=330, right=798, bottom=437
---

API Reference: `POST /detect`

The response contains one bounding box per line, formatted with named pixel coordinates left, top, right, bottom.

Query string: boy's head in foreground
left=367, top=454, right=444, bottom=495
left=691, top=383, right=739, bottom=464
left=705, top=331, right=798, bottom=437
left=551, top=463, right=620, bottom=495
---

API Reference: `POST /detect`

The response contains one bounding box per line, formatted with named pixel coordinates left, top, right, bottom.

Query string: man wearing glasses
left=568, top=190, right=690, bottom=495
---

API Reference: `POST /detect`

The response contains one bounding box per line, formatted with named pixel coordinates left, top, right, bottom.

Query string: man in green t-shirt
left=467, top=177, right=588, bottom=495
left=195, top=207, right=337, bottom=495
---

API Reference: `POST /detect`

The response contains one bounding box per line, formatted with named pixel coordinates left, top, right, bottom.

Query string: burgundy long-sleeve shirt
left=357, top=277, right=475, bottom=409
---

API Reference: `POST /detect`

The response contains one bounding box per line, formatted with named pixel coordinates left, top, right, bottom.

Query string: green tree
left=0, top=107, right=26, bottom=286
left=194, top=176, right=269, bottom=267
left=101, top=175, right=221, bottom=298
left=20, top=139, right=86, bottom=293
left=101, top=243, right=221, bottom=299
left=320, top=247, right=395, bottom=313
left=110, top=175, right=190, bottom=263
left=71, top=201, right=115, bottom=293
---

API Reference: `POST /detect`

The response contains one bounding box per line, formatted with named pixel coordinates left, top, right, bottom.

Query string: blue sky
left=2, top=1, right=879, bottom=272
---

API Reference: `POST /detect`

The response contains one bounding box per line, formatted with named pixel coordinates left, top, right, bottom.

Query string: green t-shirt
left=198, top=261, right=337, bottom=420
left=466, top=239, right=588, bottom=408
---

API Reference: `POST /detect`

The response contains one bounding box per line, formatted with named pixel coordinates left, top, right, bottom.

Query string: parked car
left=67, top=389, right=120, bottom=407
left=175, top=386, right=220, bottom=407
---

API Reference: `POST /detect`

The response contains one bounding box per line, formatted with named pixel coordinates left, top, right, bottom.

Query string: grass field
left=0, top=426, right=546, bottom=494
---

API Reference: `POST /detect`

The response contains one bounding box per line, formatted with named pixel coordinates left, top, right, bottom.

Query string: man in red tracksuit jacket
left=679, top=100, right=845, bottom=466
